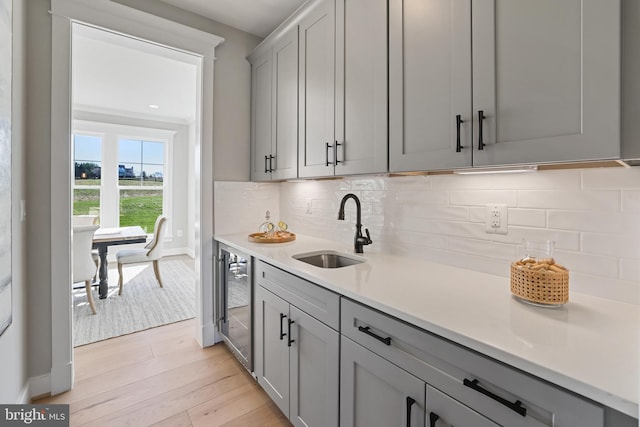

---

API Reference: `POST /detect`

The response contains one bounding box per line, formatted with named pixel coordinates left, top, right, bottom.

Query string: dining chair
left=72, top=214, right=100, bottom=280
left=72, top=224, right=100, bottom=315
left=116, top=215, right=168, bottom=295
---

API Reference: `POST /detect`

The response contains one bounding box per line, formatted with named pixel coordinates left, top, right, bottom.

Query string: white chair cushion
left=116, top=248, right=152, bottom=264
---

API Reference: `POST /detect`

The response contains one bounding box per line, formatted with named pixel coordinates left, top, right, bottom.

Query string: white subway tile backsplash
left=517, top=190, right=620, bottom=211
left=581, top=232, right=639, bottom=259
left=622, top=190, right=640, bottom=213
left=508, top=208, right=546, bottom=227
left=582, top=167, right=640, bottom=190
left=554, top=250, right=619, bottom=279
left=216, top=167, right=640, bottom=304
left=547, top=211, right=639, bottom=233
left=449, top=190, right=518, bottom=207
left=446, top=237, right=518, bottom=260
left=620, top=259, right=640, bottom=283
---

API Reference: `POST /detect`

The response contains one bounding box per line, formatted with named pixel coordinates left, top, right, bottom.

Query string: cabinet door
left=298, top=0, right=336, bottom=178
left=272, top=27, right=299, bottom=181
left=289, top=306, right=339, bottom=427
left=472, top=0, right=621, bottom=166
left=255, top=286, right=291, bottom=416
left=251, top=49, right=273, bottom=181
left=426, top=386, right=499, bottom=427
left=341, top=336, right=425, bottom=427
left=334, top=0, right=388, bottom=175
left=389, top=0, right=472, bottom=172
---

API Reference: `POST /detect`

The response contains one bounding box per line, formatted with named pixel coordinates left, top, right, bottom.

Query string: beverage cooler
left=216, top=242, right=252, bottom=372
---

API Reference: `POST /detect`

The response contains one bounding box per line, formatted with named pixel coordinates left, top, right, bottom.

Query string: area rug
left=73, top=260, right=195, bottom=347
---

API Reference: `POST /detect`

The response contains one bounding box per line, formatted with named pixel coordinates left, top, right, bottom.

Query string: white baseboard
left=198, top=320, right=219, bottom=348
left=29, top=373, right=51, bottom=400
left=163, top=247, right=193, bottom=258
left=16, top=383, right=30, bottom=404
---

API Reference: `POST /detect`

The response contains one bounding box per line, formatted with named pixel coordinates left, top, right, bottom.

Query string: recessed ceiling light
left=148, top=104, right=160, bottom=109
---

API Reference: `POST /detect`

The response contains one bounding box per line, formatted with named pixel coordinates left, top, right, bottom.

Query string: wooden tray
left=248, top=231, right=296, bottom=243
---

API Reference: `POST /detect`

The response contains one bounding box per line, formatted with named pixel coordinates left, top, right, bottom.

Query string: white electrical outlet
left=177, top=230, right=183, bottom=237
left=485, top=204, right=508, bottom=235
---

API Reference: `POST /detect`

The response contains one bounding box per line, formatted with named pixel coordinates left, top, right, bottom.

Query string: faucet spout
left=337, top=193, right=372, bottom=253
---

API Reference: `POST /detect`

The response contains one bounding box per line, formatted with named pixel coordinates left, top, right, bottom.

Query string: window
left=72, top=122, right=174, bottom=235
left=118, top=138, right=165, bottom=233
left=73, top=134, right=102, bottom=217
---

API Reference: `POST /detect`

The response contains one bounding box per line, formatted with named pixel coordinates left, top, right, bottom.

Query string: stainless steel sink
left=292, top=250, right=365, bottom=269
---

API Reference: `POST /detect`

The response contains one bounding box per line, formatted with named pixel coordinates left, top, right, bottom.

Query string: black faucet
left=337, top=193, right=372, bottom=254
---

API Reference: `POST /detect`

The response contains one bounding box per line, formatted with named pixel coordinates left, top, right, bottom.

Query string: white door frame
left=50, top=0, right=223, bottom=394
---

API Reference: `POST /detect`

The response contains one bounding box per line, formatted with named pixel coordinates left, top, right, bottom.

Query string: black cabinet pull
left=287, top=319, right=295, bottom=347
left=269, top=155, right=275, bottom=172
left=325, top=142, right=332, bottom=166
left=463, top=378, right=527, bottom=417
left=264, top=155, right=269, bottom=173
left=279, top=313, right=287, bottom=340
left=334, top=141, right=342, bottom=165
left=477, top=110, right=485, bottom=150
left=429, top=412, right=440, bottom=427
left=358, top=325, right=391, bottom=345
left=455, top=115, right=464, bottom=152
left=406, top=396, right=415, bottom=427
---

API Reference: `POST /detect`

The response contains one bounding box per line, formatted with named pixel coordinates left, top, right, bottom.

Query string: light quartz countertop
left=215, top=232, right=639, bottom=418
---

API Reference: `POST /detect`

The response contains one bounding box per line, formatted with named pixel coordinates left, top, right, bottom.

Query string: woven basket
left=510, top=262, right=569, bottom=305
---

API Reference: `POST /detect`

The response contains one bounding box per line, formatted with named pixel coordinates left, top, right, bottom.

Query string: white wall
left=214, top=168, right=640, bottom=305
left=0, top=0, right=28, bottom=403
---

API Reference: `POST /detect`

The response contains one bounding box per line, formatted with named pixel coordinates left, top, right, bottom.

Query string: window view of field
left=73, top=175, right=163, bottom=233
left=73, top=135, right=165, bottom=234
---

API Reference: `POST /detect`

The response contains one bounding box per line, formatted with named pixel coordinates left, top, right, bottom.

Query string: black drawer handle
left=455, top=114, right=464, bottom=152
left=334, top=141, right=342, bottom=165
left=358, top=326, right=391, bottom=345
left=477, top=110, right=485, bottom=150
left=463, top=378, right=526, bottom=417
left=279, top=313, right=287, bottom=340
left=406, top=396, right=415, bottom=427
left=429, top=412, right=440, bottom=427
left=287, top=319, right=295, bottom=347
left=325, top=142, right=332, bottom=167
left=269, top=154, right=275, bottom=172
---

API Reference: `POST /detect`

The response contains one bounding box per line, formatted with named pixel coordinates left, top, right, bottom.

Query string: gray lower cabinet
left=341, top=298, right=605, bottom=427
left=426, top=386, right=499, bottom=427
left=340, top=336, right=425, bottom=427
left=254, top=261, right=340, bottom=427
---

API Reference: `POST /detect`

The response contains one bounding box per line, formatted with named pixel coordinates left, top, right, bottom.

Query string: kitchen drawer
left=341, top=298, right=604, bottom=427
left=256, top=261, right=340, bottom=330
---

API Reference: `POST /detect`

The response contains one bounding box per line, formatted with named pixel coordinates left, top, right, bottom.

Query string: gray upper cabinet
left=298, top=0, right=336, bottom=178
left=334, top=0, right=388, bottom=176
left=390, top=0, right=621, bottom=172
left=250, top=26, right=299, bottom=181
left=299, top=0, right=387, bottom=178
left=389, top=0, right=473, bottom=172
left=250, top=49, right=273, bottom=181
left=472, top=0, right=620, bottom=166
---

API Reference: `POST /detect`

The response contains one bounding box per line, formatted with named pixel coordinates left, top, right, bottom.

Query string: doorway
left=50, top=0, right=223, bottom=395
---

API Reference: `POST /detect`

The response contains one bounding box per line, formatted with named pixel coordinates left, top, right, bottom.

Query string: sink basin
left=292, top=250, right=365, bottom=269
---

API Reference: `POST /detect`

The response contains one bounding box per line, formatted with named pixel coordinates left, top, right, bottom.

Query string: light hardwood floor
left=34, top=319, right=291, bottom=427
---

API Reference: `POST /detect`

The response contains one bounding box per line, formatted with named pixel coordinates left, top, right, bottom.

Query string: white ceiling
left=72, top=24, right=199, bottom=123
left=159, top=0, right=306, bottom=37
